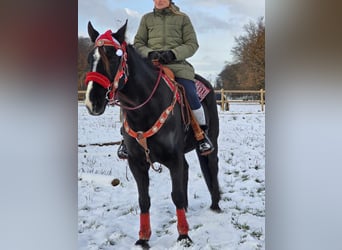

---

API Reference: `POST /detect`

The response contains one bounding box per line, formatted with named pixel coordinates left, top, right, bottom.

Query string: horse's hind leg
left=197, top=150, right=221, bottom=211
left=129, top=162, right=151, bottom=247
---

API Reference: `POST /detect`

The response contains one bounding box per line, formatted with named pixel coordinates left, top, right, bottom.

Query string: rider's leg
left=176, top=78, right=214, bottom=155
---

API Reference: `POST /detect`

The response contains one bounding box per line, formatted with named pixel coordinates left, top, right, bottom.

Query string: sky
left=78, top=0, right=265, bottom=83
left=78, top=103, right=265, bottom=249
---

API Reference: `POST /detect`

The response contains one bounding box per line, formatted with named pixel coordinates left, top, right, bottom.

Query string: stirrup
left=117, top=140, right=128, bottom=159
left=197, top=134, right=214, bottom=156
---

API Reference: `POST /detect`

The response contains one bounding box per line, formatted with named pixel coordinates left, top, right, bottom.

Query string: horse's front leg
left=183, top=156, right=189, bottom=211
left=128, top=160, right=151, bottom=248
left=169, top=159, right=193, bottom=246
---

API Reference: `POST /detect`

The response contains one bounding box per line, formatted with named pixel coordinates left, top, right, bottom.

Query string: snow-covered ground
left=78, top=103, right=265, bottom=250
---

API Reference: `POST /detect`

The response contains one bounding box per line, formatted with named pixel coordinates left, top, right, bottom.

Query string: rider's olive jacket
left=134, top=5, right=199, bottom=81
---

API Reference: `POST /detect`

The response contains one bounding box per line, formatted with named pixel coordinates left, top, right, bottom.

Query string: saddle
left=158, top=64, right=211, bottom=102
left=157, top=64, right=211, bottom=141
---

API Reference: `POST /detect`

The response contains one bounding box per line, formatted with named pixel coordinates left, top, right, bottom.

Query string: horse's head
left=84, top=21, right=128, bottom=115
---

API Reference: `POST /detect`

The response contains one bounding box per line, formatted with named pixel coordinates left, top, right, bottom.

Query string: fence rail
left=78, top=89, right=265, bottom=111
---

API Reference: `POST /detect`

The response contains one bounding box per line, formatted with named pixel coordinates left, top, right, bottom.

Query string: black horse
left=84, top=21, right=220, bottom=248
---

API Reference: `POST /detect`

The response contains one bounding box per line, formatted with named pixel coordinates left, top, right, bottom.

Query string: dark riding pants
left=175, top=78, right=201, bottom=110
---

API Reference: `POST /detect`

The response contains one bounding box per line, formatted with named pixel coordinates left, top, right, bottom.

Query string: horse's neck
left=123, top=46, right=162, bottom=100
left=122, top=46, right=174, bottom=120
left=127, top=46, right=158, bottom=85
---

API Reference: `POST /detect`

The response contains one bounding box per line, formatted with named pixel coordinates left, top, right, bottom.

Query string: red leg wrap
left=176, top=209, right=189, bottom=235
left=139, top=213, right=151, bottom=240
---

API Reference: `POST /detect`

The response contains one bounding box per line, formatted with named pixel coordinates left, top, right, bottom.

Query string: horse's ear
left=113, top=19, right=128, bottom=44
left=88, top=21, right=99, bottom=43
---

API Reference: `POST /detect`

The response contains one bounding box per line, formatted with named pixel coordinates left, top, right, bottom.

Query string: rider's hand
left=148, top=51, right=161, bottom=61
left=159, top=50, right=175, bottom=64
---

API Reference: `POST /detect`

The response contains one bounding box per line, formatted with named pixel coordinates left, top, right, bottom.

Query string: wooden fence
left=78, top=89, right=265, bottom=111
left=78, top=90, right=86, bottom=102
left=214, top=89, right=265, bottom=111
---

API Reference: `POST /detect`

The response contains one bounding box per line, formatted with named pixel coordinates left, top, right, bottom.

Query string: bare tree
left=231, top=17, right=265, bottom=90
left=78, top=37, right=92, bottom=90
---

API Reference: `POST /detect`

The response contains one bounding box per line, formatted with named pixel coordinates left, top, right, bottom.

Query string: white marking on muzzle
left=85, top=81, right=93, bottom=111
left=85, top=48, right=101, bottom=112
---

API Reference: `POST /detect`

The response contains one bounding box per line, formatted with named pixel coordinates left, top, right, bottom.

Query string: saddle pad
left=195, top=79, right=211, bottom=102
left=162, top=73, right=211, bottom=103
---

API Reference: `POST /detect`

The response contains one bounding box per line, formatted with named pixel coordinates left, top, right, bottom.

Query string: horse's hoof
left=177, top=234, right=193, bottom=247
left=210, top=204, right=222, bottom=213
left=135, top=239, right=150, bottom=249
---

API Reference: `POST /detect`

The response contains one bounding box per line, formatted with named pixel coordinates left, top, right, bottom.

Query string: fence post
left=220, top=88, right=224, bottom=111
left=260, top=89, right=264, bottom=111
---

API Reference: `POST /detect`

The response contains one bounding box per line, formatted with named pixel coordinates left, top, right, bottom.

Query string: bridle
left=84, top=30, right=128, bottom=103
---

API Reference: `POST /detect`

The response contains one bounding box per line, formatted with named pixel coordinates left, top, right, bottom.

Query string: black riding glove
left=159, top=50, right=175, bottom=64
left=148, top=51, right=161, bottom=61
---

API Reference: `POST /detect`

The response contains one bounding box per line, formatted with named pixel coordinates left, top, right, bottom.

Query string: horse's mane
left=127, top=44, right=158, bottom=71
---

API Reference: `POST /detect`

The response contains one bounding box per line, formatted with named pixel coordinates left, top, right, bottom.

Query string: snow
left=78, top=103, right=265, bottom=249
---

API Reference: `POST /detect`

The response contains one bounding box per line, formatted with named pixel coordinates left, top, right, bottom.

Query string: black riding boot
left=197, top=125, right=214, bottom=156
left=117, top=140, right=128, bottom=159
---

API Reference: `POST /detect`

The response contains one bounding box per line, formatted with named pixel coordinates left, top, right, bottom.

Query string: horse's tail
left=194, top=74, right=221, bottom=210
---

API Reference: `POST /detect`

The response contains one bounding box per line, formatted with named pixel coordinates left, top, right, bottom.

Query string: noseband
left=85, top=30, right=128, bottom=101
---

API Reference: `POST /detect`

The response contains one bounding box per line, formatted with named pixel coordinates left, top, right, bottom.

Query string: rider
left=117, top=0, right=214, bottom=159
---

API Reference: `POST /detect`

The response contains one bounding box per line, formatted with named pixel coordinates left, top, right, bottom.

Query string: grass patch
left=241, top=174, right=249, bottom=181
left=251, top=229, right=263, bottom=240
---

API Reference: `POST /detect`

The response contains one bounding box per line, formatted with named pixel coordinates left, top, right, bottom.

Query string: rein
left=112, top=67, right=163, bottom=110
